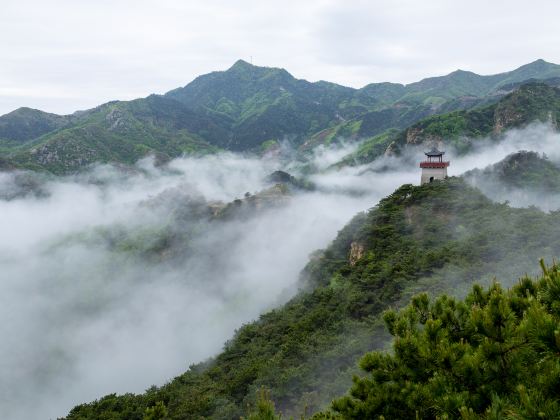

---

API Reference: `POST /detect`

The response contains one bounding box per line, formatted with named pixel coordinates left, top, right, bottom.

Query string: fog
left=0, top=150, right=401, bottom=419
left=1, top=124, right=559, bottom=419
left=450, top=123, right=560, bottom=210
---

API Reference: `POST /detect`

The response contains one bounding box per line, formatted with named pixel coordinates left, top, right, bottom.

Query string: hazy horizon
left=0, top=57, right=554, bottom=117
left=2, top=0, right=560, bottom=115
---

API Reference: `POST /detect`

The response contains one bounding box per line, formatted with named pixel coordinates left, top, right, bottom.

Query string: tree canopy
left=321, top=260, right=560, bottom=419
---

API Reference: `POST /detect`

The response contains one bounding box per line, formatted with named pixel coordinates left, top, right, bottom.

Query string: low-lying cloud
left=1, top=124, right=559, bottom=419
left=0, top=152, right=390, bottom=419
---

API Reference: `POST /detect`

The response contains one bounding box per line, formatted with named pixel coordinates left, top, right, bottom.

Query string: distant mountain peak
left=511, top=59, right=558, bottom=73
left=449, top=69, right=475, bottom=75
left=7, top=106, right=45, bottom=115
left=524, top=58, right=553, bottom=67
left=5, top=58, right=560, bottom=173
left=229, top=59, right=254, bottom=70
left=224, top=59, right=293, bottom=81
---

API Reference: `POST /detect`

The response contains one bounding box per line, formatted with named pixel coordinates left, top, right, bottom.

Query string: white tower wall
left=421, top=167, right=447, bottom=185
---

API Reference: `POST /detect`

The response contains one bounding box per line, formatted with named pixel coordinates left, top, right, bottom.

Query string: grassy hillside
left=65, top=178, right=560, bottom=419
left=166, top=60, right=361, bottom=118
left=329, top=129, right=399, bottom=168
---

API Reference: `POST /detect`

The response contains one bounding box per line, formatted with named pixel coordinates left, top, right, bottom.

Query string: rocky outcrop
left=30, top=141, right=97, bottom=170
left=349, top=241, right=365, bottom=266
left=30, top=139, right=97, bottom=170
left=492, top=108, right=523, bottom=134
left=105, top=108, right=130, bottom=132
left=404, top=127, right=444, bottom=146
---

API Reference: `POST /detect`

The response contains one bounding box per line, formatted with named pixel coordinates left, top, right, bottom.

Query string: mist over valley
left=2, top=119, right=560, bottom=418
left=3, top=42, right=560, bottom=419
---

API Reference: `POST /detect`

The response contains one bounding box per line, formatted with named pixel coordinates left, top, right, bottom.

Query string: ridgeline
left=2, top=60, right=560, bottom=173
left=66, top=178, right=560, bottom=419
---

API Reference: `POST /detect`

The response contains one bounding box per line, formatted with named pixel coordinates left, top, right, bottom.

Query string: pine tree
left=245, top=387, right=282, bottom=420
left=143, top=401, right=168, bottom=420
left=324, top=261, right=560, bottom=419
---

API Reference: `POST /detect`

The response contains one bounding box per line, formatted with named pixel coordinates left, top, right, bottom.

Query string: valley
left=2, top=60, right=560, bottom=419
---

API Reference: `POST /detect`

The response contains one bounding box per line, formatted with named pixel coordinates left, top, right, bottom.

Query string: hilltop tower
left=420, top=147, right=450, bottom=185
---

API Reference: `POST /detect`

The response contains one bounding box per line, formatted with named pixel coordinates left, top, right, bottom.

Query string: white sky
left=1, top=0, right=559, bottom=115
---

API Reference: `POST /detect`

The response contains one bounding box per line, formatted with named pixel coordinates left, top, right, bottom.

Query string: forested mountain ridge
left=4, top=96, right=226, bottom=174
left=0, top=107, right=73, bottom=147
left=397, top=58, right=560, bottom=104
left=314, top=261, right=560, bottom=419
left=465, top=150, right=560, bottom=192
left=336, top=82, right=560, bottom=167
left=2, top=60, right=560, bottom=173
left=387, top=82, right=560, bottom=154
left=65, top=178, right=560, bottom=419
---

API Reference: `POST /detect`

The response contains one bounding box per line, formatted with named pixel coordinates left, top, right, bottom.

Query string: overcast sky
left=1, top=0, right=559, bottom=115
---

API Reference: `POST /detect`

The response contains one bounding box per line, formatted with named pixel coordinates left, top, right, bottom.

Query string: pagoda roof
left=425, top=147, right=445, bottom=157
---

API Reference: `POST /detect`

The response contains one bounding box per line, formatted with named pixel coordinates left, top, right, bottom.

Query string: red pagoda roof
left=420, top=161, right=450, bottom=168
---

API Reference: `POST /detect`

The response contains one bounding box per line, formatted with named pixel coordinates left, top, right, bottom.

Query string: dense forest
left=65, top=178, right=560, bottom=419
left=325, top=262, right=560, bottom=419
left=254, top=262, right=560, bottom=419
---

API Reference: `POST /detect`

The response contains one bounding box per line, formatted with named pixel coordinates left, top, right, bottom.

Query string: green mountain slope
left=462, top=151, right=560, bottom=211
left=388, top=82, right=560, bottom=154
left=167, top=59, right=560, bottom=153
left=165, top=59, right=560, bottom=153
left=166, top=60, right=359, bottom=117
left=6, top=96, right=226, bottom=173
left=65, top=178, right=560, bottom=419
left=465, top=150, right=560, bottom=193
left=335, top=82, right=560, bottom=167
left=355, top=82, right=406, bottom=108
left=0, top=107, right=72, bottom=148
left=2, top=60, right=560, bottom=173
left=300, top=105, right=435, bottom=152
left=497, top=58, right=560, bottom=87
left=398, top=59, right=560, bottom=106
left=318, top=263, right=560, bottom=419
left=165, top=60, right=370, bottom=150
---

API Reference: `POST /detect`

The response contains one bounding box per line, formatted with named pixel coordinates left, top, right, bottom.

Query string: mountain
left=65, top=178, right=560, bottom=419
left=2, top=60, right=560, bottom=173
left=298, top=68, right=560, bottom=155
left=6, top=96, right=227, bottom=173
left=165, top=59, right=369, bottom=150
left=167, top=59, right=560, bottom=153
left=321, top=263, right=560, bottom=418
left=462, top=151, right=560, bottom=211
left=465, top=150, right=560, bottom=192
left=388, top=82, right=560, bottom=155
left=394, top=59, right=560, bottom=106
left=166, top=59, right=359, bottom=114
left=334, top=82, right=560, bottom=167
left=0, top=107, right=72, bottom=147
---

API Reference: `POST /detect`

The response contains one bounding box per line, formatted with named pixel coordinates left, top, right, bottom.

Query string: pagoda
left=420, top=147, right=450, bottom=185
